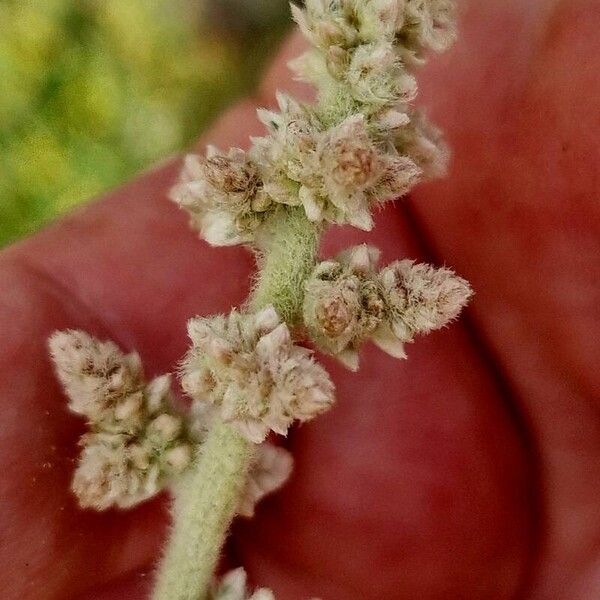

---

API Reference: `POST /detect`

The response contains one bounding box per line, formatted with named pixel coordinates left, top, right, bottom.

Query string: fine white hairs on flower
left=170, top=147, right=271, bottom=247
left=181, top=306, right=335, bottom=443
left=398, top=0, right=457, bottom=65
left=292, top=0, right=456, bottom=69
left=303, top=244, right=384, bottom=370
left=303, top=245, right=472, bottom=369
left=378, top=258, right=473, bottom=342
left=49, top=331, right=192, bottom=510
left=170, top=1, right=456, bottom=249
left=251, top=96, right=421, bottom=231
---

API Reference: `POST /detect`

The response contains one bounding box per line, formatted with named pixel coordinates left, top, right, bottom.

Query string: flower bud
left=48, top=330, right=143, bottom=421
left=203, top=153, right=256, bottom=194
left=322, top=115, right=382, bottom=189
left=169, top=148, right=268, bottom=247
left=149, top=414, right=182, bottom=444
left=303, top=245, right=385, bottom=368
left=379, top=259, right=473, bottom=340
left=114, top=392, right=144, bottom=422
left=128, top=444, right=151, bottom=470
left=165, top=445, right=192, bottom=472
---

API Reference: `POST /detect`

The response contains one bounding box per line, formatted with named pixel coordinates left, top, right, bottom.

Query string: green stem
left=251, top=206, right=320, bottom=323
left=153, top=206, right=318, bottom=600
left=152, top=422, right=254, bottom=600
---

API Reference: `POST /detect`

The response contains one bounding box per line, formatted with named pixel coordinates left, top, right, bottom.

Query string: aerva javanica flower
left=181, top=305, right=335, bottom=443
left=303, top=244, right=472, bottom=370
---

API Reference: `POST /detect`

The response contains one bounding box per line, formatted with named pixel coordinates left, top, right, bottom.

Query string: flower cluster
left=398, top=0, right=457, bottom=64
left=251, top=94, right=421, bottom=230
left=303, top=245, right=472, bottom=369
left=170, top=147, right=272, bottom=246
left=181, top=306, right=335, bottom=443
left=291, top=0, right=456, bottom=74
left=49, top=330, right=296, bottom=513
left=46, top=2, right=467, bottom=598
left=210, top=568, right=274, bottom=600
left=289, top=0, right=454, bottom=195
left=170, top=2, right=456, bottom=248
left=49, top=331, right=192, bottom=510
left=172, top=99, right=421, bottom=242
left=303, top=245, right=387, bottom=370
left=379, top=257, right=473, bottom=341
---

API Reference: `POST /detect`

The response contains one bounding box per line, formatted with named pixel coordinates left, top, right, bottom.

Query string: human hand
left=0, top=1, right=598, bottom=598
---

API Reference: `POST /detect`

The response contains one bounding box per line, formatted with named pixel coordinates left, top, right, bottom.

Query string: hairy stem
left=153, top=206, right=319, bottom=599
left=251, top=205, right=320, bottom=323
left=152, top=421, right=254, bottom=600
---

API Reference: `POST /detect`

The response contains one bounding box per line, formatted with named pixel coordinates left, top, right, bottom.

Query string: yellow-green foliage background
left=0, top=0, right=289, bottom=247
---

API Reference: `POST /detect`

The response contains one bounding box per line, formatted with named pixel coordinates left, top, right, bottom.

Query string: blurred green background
left=0, top=0, right=292, bottom=247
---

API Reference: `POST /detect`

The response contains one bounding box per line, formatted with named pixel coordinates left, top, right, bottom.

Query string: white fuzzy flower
left=291, top=0, right=358, bottom=52
left=346, top=42, right=417, bottom=110
left=252, top=93, right=321, bottom=204
left=397, top=0, right=457, bottom=65
left=292, top=0, right=401, bottom=52
left=304, top=247, right=472, bottom=366
left=49, top=331, right=192, bottom=510
left=253, top=99, right=420, bottom=230
left=238, top=444, right=293, bottom=518
left=49, top=330, right=142, bottom=423
left=170, top=148, right=270, bottom=247
left=294, top=0, right=456, bottom=63
left=181, top=306, right=335, bottom=444
left=304, top=245, right=386, bottom=370
left=317, top=114, right=385, bottom=229
left=72, top=432, right=162, bottom=510
left=355, top=0, right=404, bottom=42
left=393, top=109, right=449, bottom=178
left=369, top=153, right=422, bottom=204
left=378, top=259, right=473, bottom=342
left=291, top=42, right=417, bottom=117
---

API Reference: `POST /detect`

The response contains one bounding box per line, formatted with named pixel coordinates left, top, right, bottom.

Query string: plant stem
left=153, top=206, right=318, bottom=600
left=251, top=206, right=320, bottom=323
left=152, top=421, right=253, bottom=600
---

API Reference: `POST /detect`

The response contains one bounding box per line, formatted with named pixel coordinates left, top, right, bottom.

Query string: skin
left=0, top=0, right=598, bottom=598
